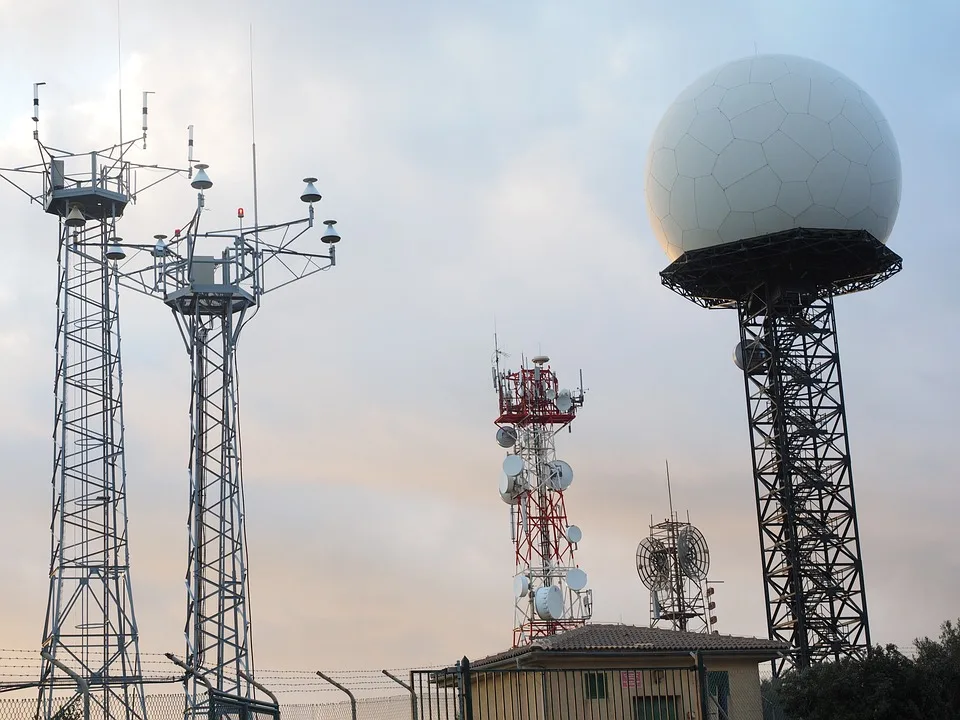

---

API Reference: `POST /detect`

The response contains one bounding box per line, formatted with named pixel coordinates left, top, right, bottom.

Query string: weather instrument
left=646, top=53, right=902, bottom=673
left=492, top=347, right=591, bottom=647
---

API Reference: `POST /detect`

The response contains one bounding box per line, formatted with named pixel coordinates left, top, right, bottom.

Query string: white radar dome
left=645, top=54, right=901, bottom=261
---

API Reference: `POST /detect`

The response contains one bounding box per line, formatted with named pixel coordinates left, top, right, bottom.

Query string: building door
left=633, top=695, right=679, bottom=720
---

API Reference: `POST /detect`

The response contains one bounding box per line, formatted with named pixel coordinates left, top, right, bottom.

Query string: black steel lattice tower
left=661, top=228, right=901, bottom=674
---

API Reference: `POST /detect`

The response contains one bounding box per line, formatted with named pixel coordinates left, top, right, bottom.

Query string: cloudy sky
left=0, top=0, right=957, bottom=690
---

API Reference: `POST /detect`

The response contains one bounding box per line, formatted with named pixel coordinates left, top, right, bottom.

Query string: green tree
left=777, top=645, right=925, bottom=720
left=771, top=620, right=960, bottom=720
left=914, top=619, right=960, bottom=716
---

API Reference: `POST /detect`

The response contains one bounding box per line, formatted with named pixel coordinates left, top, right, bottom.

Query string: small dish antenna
left=513, top=574, right=530, bottom=599
left=566, top=568, right=588, bottom=591
left=499, top=474, right=520, bottom=505
left=496, top=426, right=518, bottom=448
left=556, top=390, right=573, bottom=413
left=734, top=340, right=770, bottom=373
left=534, top=585, right=564, bottom=620
left=502, top=454, right=524, bottom=478
left=547, top=460, right=574, bottom=491
left=545, top=388, right=557, bottom=401
left=566, top=525, right=582, bottom=543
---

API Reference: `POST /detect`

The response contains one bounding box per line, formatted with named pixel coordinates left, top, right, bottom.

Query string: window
left=584, top=672, right=607, bottom=700
left=707, top=670, right=730, bottom=719
left=633, top=696, right=679, bottom=720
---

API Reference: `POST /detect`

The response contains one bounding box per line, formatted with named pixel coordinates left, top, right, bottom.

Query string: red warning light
left=174, top=228, right=181, bottom=237
left=238, top=207, right=245, bottom=218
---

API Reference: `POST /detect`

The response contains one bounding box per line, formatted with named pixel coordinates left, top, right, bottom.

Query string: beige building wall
left=467, top=655, right=768, bottom=720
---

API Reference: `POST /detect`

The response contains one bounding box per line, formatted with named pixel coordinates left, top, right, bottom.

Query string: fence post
left=460, top=657, right=473, bottom=720
left=316, top=671, right=357, bottom=720
left=693, top=652, right=710, bottom=720
left=381, top=670, right=417, bottom=720
left=40, top=651, right=89, bottom=720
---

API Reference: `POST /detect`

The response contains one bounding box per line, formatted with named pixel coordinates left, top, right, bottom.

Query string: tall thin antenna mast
left=117, top=0, right=123, bottom=145
left=665, top=459, right=675, bottom=521
left=249, top=25, right=260, bottom=240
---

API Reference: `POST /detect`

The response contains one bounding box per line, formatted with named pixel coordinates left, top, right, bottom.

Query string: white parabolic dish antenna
left=566, top=525, right=582, bottom=543
left=496, top=426, right=518, bottom=448
left=547, top=460, right=574, bottom=491
left=513, top=574, right=530, bottom=599
left=644, top=54, right=902, bottom=262
left=499, top=474, right=519, bottom=505
left=566, top=568, right=588, bottom=591
left=534, top=585, right=564, bottom=620
left=502, top=454, right=525, bottom=478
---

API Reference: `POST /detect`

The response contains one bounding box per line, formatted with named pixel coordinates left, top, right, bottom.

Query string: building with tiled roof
left=428, top=624, right=786, bottom=719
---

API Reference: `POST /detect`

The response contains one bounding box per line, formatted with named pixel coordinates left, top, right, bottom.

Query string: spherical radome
left=645, top=54, right=901, bottom=261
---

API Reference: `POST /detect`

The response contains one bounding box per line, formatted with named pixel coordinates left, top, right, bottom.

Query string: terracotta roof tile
left=470, top=623, right=788, bottom=668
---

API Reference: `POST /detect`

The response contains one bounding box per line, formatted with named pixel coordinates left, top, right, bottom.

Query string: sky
left=0, top=0, right=958, bottom=695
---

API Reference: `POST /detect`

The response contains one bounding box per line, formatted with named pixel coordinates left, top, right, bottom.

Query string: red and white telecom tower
left=493, top=347, right=592, bottom=647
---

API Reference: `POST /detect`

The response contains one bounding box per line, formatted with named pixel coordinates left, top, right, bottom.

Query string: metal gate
left=411, top=659, right=707, bottom=720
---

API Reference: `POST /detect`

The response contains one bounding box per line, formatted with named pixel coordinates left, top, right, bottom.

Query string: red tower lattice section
left=493, top=352, right=591, bottom=648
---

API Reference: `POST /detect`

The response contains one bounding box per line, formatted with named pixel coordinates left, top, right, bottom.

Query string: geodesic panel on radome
left=644, top=54, right=901, bottom=261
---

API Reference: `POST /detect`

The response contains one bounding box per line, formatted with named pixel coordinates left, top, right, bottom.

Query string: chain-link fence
left=0, top=692, right=415, bottom=720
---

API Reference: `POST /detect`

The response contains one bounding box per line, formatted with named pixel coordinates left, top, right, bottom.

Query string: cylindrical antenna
left=187, top=125, right=194, bottom=178
left=141, top=91, right=154, bottom=149
left=510, top=506, right=516, bottom=543
left=32, top=82, right=45, bottom=139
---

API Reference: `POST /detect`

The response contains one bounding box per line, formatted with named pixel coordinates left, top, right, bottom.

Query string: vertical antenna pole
left=249, top=25, right=261, bottom=256
left=187, top=125, right=194, bottom=178
left=32, top=82, right=45, bottom=140
left=117, top=0, right=123, bottom=146
left=665, top=459, right=674, bottom=521
left=141, top=92, right=153, bottom=150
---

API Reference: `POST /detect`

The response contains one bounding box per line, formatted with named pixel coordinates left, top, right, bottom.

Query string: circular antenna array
left=534, top=585, right=564, bottom=620
left=513, top=574, right=530, bottom=599
left=566, top=525, right=582, bottom=544
left=547, top=460, right=574, bottom=491
left=496, top=426, right=518, bottom=449
left=556, top=390, right=573, bottom=413
left=502, top=454, right=524, bottom=478
left=636, top=536, right=671, bottom=591
left=566, top=568, right=588, bottom=591
left=677, top=525, right=711, bottom=582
